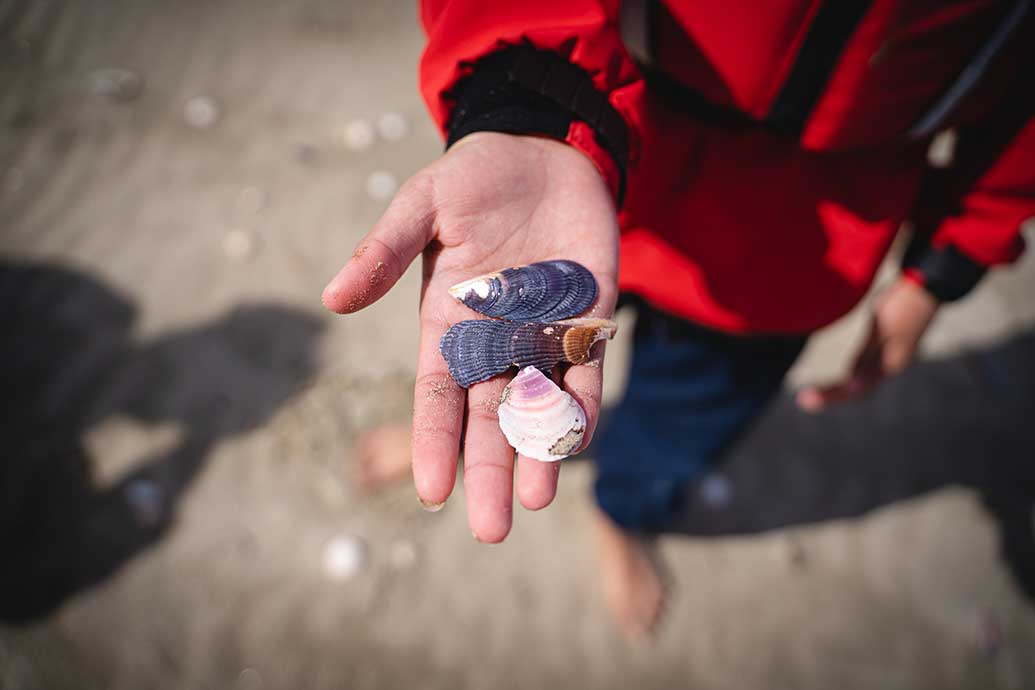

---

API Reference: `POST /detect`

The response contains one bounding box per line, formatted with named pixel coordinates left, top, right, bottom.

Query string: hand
left=797, top=276, right=939, bottom=412
left=322, top=132, right=620, bottom=542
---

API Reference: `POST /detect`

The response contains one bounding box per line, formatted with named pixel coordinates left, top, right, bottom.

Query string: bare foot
left=355, top=422, right=412, bottom=492
left=594, top=508, right=666, bottom=641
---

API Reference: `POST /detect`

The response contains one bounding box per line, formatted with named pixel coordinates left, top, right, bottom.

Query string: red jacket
left=420, top=0, right=1035, bottom=334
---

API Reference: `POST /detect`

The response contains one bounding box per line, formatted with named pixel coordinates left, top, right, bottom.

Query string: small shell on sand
left=321, top=534, right=367, bottom=580
left=365, top=171, right=397, bottom=201
left=497, top=366, right=586, bottom=462
left=184, top=96, right=219, bottom=128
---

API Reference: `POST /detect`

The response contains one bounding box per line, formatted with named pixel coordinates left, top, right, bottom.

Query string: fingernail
left=796, top=390, right=819, bottom=412
left=419, top=497, right=445, bottom=512
left=320, top=288, right=333, bottom=308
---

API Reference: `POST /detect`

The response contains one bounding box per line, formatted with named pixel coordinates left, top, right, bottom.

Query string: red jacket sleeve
left=931, top=118, right=1035, bottom=266
left=904, top=106, right=1035, bottom=302
left=419, top=0, right=647, bottom=204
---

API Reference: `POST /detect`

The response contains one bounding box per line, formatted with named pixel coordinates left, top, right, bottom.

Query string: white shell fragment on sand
left=321, top=534, right=367, bottom=581
left=184, top=96, right=219, bottom=128
left=343, top=118, right=375, bottom=151
left=365, top=171, right=397, bottom=201
left=376, top=112, right=408, bottom=141
left=223, top=228, right=258, bottom=261
left=497, top=366, right=586, bottom=462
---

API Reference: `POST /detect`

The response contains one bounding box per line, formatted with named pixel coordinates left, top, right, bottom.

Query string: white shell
left=321, top=534, right=367, bottom=580
left=497, top=366, right=586, bottom=462
left=447, top=275, right=493, bottom=301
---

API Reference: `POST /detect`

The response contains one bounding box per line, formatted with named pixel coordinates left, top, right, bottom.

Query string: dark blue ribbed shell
left=439, top=319, right=599, bottom=388
left=453, top=260, right=596, bottom=321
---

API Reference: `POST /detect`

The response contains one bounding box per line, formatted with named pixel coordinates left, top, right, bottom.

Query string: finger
left=796, top=373, right=874, bottom=412
left=797, top=318, right=886, bottom=413
left=516, top=455, right=561, bottom=511
left=462, top=376, right=515, bottom=543
left=562, top=342, right=607, bottom=452
left=513, top=365, right=567, bottom=511
left=411, top=320, right=466, bottom=509
left=322, top=175, right=434, bottom=314
left=877, top=339, right=914, bottom=377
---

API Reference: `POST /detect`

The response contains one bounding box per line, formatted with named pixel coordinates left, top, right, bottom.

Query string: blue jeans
left=594, top=302, right=806, bottom=532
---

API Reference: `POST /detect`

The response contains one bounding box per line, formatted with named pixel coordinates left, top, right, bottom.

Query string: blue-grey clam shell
left=439, top=317, right=617, bottom=388
left=447, top=260, right=597, bottom=321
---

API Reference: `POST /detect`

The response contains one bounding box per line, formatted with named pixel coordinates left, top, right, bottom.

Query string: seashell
left=439, top=317, right=617, bottom=388
left=322, top=534, right=368, bottom=581
left=498, top=366, right=586, bottom=461
left=447, top=260, right=597, bottom=321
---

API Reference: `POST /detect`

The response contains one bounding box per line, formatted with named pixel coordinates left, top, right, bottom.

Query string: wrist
left=899, top=270, right=941, bottom=310
left=897, top=273, right=940, bottom=312
left=901, top=237, right=988, bottom=303
left=881, top=275, right=940, bottom=338
left=444, top=47, right=629, bottom=206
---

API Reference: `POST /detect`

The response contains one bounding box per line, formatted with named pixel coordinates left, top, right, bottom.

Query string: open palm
left=323, top=132, right=620, bottom=542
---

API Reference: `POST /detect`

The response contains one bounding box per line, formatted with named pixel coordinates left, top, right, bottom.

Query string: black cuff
left=902, top=236, right=988, bottom=302
left=445, top=47, right=629, bottom=205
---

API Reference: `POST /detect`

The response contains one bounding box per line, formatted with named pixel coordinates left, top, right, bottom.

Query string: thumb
left=322, top=176, right=435, bottom=314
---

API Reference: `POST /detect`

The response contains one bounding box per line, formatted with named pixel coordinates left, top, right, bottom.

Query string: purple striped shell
left=447, top=260, right=597, bottom=322
left=439, top=317, right=617, bottom=388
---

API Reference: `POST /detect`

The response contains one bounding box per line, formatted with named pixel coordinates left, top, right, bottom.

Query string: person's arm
left=902, top=114, right=1035, bottom=302
left=323, top=0, right=646, bottom=542
left=420, top=0, right=647, bottom=205
left=799, top=103, right=1035, bottom=411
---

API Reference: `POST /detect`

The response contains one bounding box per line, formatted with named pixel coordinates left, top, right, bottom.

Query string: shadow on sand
left=665, top=329, right=1035, bottom=600
left=0, top=260, right=324, bottom=623
left=3, top=258, right=1032, bottom=622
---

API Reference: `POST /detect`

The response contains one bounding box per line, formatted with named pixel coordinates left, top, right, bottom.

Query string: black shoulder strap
left=767, top=0, right=872, bottom=136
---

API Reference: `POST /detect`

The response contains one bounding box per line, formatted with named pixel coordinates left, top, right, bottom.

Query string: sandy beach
left=2, top=1, right=1035, bottom=688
